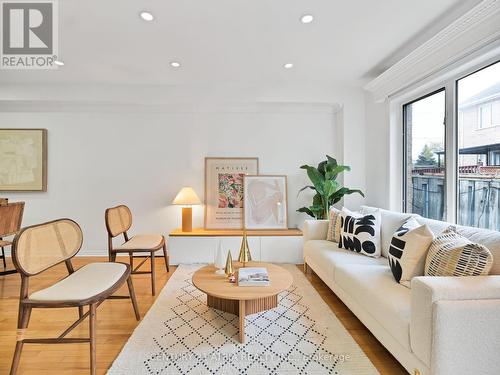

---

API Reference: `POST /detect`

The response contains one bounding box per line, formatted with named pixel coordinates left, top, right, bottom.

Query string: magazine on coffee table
left=238, top=267, right=270, bottom=287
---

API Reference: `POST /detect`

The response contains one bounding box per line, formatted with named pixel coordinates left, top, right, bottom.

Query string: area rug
left=108, top=264, right=378, bottom=374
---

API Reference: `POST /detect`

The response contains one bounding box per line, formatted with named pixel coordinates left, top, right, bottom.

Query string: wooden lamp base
left=181, top=207, right=193, bottom=232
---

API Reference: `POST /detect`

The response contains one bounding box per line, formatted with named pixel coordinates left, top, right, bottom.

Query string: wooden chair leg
left=1, top=246, right=6, bottom=268
left=126, top=276, right=140, bottom=321
left=129, top=252, right=133, bottom=269
left=10, top=305, right=32, bottom=375
left=150, top=251, right=156, bottom=296
left=162, top=242, right=169, bottom=272
left=78, top=306, right=84, bottom=318
left=89, top=303, right=97, bottom=375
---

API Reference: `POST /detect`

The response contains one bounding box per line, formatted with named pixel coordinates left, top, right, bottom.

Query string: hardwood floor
left=0, top=257, right=406, bottom=374
left=302, top=267, right=407, bottom=375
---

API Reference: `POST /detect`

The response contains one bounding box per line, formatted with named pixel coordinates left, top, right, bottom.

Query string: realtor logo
left=1, top=0, right=58, bottom=69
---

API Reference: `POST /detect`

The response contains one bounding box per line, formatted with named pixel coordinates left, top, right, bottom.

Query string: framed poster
left=243, top=175, right=288, bottom=229
left=204, top=157, right=259, bottom=229
left=0, top=129, right=47, bottom=192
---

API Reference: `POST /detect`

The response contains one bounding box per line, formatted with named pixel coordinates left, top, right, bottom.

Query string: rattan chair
left=105, top=205, right=169, bottom=295
left=9, top=219, right=140, bottom=375
left=0, top=202, right=24, bottom=275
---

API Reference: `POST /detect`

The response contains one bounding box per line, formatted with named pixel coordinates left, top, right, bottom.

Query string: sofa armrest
left=410, top=276, right=500, bottom=373
left=303, top=220, right=328, bottom=242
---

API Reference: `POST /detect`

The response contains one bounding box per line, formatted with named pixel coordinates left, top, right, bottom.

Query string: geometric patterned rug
left=108, top=264, right=378, bottom=374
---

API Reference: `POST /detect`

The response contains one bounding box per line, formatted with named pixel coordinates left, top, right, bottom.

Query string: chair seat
left=29, top=262, right=128, bottom=302
left=0, top=239, right=12, bottom=247
left=114, top=234, right=164, bottom=251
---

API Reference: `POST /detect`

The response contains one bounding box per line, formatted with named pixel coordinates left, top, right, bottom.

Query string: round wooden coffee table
left=192, top=261, right=293, bottom=343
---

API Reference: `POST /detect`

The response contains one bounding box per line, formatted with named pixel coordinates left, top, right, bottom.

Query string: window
left=478, top=104, right=492, bottom=129
left=480, top=106, right=489, bottom=128
left=402, top=60, right=500, bottom=230
left=403, top=89, right=446, bottom=220
left=457, top=61, right=500, bottom=230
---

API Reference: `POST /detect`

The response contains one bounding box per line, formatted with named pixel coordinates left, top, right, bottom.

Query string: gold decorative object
left=238, top=232, right=252, bottom=266
left=224, top=251, right=233, bottom=276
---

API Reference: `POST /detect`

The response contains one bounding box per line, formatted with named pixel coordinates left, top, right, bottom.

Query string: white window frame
left=389, top=43, right=500, bottom=224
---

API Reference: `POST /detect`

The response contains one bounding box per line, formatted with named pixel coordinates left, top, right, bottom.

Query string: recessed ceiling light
left=170, top=61, right=181, bottom=68
left=283, top=63, right=294, bottom=69
left=140, top=11, right=154, bottom=21
left=54, top=60, right=64, bottom=66
left=300, top=14, right=314, bottom=24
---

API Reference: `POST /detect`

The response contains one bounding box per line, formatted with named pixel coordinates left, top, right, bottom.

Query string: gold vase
left=224, top=251, right=233, bottom=276
left=238, top=232, right=252, bottom=267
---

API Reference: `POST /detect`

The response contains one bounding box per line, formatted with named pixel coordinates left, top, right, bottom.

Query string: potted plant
left=297, top=155, right=364, bottom=220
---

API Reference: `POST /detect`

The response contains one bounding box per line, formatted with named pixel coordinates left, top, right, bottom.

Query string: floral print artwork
left=218, top=173, right=244, bottom=208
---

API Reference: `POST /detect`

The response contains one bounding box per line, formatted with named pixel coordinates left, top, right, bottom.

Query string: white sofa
left=303, top=206, right=500, bottom=375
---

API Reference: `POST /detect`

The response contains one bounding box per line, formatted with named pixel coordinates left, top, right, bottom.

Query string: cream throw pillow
left=339, top=208, right=382, bottom=258
left=425, top=226, right=493, bottom=277
left=327, top=207, right=342, bottom=243
left=388, top=217, right=434, bottom=288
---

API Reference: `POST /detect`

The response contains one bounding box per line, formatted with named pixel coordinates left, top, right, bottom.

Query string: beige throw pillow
left=425, top=226, right=493, bottom=277
left=388, top=217, right=434, bottom=288
left=327, top=207, right=342, bottom=242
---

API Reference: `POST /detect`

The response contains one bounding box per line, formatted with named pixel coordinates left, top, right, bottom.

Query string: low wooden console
left=168, top=228, right=303, bottom=264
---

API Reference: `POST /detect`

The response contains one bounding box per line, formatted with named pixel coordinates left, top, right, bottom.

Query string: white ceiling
left=0, top=0, right=482, bottom=87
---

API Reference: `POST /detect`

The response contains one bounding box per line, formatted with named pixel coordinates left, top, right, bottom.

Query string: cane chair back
left=13, top=219, right=83, bottom=276
left=105, top=205, right=132, bottom=238
left=0, top=201, right=25, bottom=237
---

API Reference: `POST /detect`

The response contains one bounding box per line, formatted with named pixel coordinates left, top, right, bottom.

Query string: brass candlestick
left=238, top=231, right=252, bottom=267
left=224, top=251, right=234, bottom=276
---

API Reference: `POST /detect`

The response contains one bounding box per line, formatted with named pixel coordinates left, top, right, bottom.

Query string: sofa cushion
left=388, top=217, right=434, bottom=287
left=414, top=217, right=447, bottom=236
left=361, top=206, right=415, bottom=258
left=339, top=208, right=382, bottom=258
left=425, top=226, right=493, bottom=277
left=419, top=216, right=500, bottom=275
left=304, top=240, right=387, bottom=280
left=327, top=206, right=342, bottom=242
left=335, top=264, right=412, bottom=350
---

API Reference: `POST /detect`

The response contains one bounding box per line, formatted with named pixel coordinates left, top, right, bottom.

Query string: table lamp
left=172, top=187, right=201, bottom=232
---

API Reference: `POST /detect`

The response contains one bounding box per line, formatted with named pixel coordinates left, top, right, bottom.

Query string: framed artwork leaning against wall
left=0, top=129, right=47, bottom=192
left=204, top=157, right=259, bottom=229
left=243, top=175, right=288, bottom=230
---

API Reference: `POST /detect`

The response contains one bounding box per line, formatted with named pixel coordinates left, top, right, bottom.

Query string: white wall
left=2, top=106, right=339, bottom=255
left=364, top=92, right=390, bottom=209
left=340, top=90, right=367, bottom=208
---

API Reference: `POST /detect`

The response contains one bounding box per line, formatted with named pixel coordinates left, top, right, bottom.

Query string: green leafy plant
left=297, top=155, right=364, bottom=219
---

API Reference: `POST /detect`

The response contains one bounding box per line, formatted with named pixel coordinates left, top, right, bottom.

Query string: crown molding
left=364, top=0, right=500, bottom=102
left=0, top=100, right=341, bottom=114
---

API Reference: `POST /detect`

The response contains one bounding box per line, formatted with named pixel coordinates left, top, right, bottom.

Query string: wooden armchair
left=105, top=205, right=169, bottom=295
left=9, top=219, right=140, bottom=375
left=0, top=202, right=24, bottom=276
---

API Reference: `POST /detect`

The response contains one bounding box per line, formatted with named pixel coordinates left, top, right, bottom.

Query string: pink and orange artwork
left=205, top=157, right=259, bottom=229
left=218, top=173, right=245, bottom=209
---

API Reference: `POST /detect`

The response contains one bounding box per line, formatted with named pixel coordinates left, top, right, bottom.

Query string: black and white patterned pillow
left=338, top=209, right=381, bottom=258
left=388, top=217, right=434, bottom=287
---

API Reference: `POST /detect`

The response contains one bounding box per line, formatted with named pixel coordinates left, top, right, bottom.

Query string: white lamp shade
left=172, top=187, right=201, bottom=205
